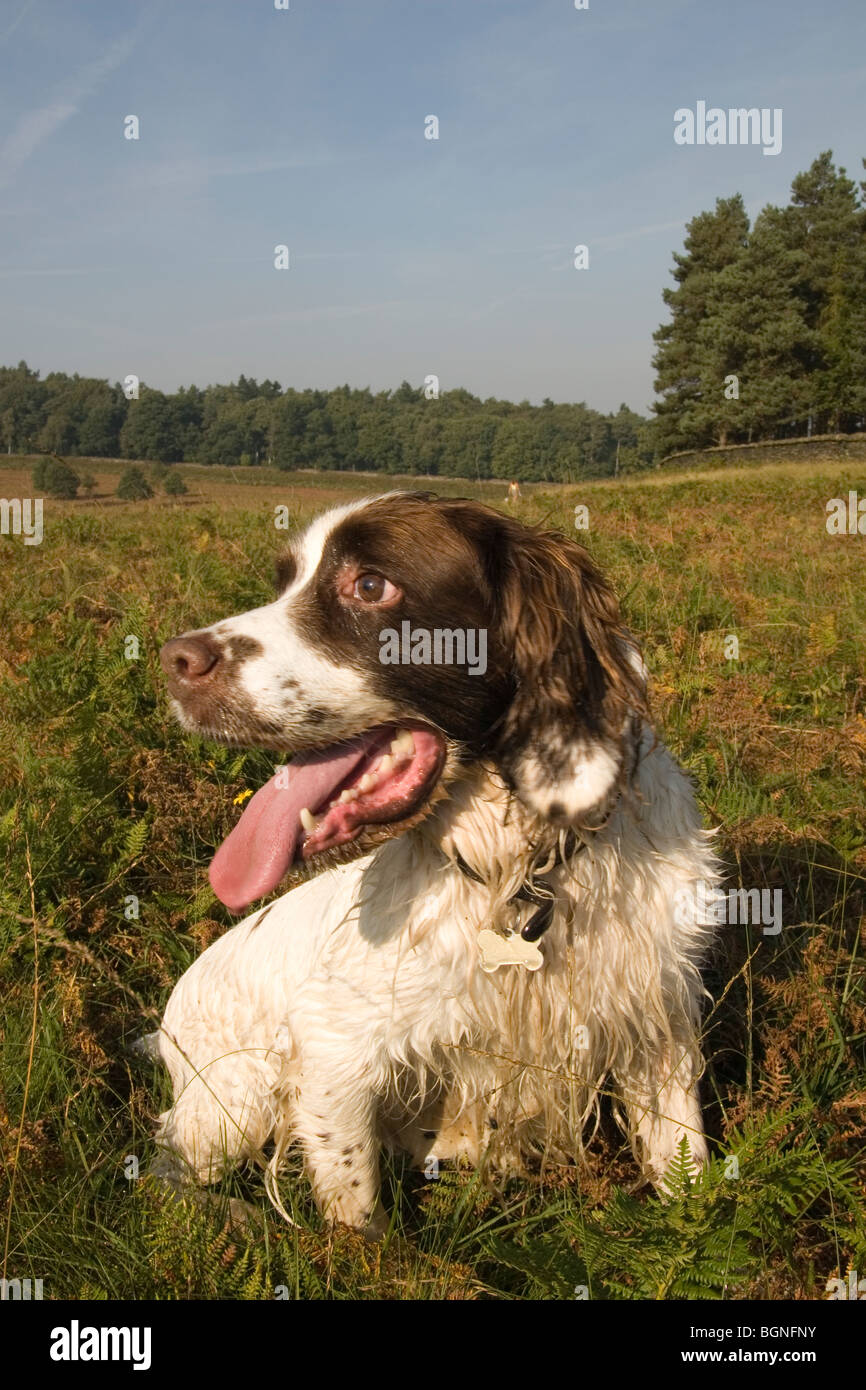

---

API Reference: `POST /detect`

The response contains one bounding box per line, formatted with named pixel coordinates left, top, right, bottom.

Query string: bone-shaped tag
left=478, top=928, right=544, bottom=973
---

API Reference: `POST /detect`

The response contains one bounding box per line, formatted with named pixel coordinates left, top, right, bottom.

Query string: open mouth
left=208, top=723, right=447, bottom=913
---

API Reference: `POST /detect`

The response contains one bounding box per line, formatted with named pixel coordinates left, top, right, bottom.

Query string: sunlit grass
left=1, top=455, right=864, bottom=1298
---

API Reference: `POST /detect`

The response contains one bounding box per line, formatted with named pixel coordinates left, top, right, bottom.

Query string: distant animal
left=152, top=492, right=717, bottom=1235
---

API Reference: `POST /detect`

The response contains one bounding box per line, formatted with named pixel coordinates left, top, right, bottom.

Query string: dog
left=151, top=492, right=717, bottom=1235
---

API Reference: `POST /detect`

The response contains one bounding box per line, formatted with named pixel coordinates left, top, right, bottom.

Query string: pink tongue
left=209, top=739, right=371, bottom=913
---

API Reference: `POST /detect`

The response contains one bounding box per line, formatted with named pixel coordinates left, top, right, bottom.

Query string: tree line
left=2, top=151, right=863, bottom=479
left=0, top=367, right=650, bottom=482
left=652, top=151, right=866, bottom=455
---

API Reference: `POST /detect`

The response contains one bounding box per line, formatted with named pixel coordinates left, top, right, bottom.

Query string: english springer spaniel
left=152, top=492, right=717, bottom=1235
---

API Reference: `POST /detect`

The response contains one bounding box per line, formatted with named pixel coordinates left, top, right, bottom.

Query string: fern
left=119, top=818, right=149, bottom=864
left=141, top=1183, right=313, bottom=1301
left=481, top=1111, right=861, bottom=1300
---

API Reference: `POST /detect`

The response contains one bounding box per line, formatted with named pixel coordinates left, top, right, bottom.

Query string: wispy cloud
left=0, top=0, right=35, bottom=47
left=132, top=150, right=339, bottom=189
left=0, top=23, right=143, bottom=191
left=534, top=221, right=689, bottom=273
left=0, top=265, right=119, bottom=278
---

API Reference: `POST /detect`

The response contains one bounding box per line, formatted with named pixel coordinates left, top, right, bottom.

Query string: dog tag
left=478, top=928, right=544, bottom=973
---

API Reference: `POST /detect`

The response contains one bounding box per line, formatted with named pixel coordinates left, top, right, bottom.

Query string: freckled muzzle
left=159, top=629, right=290, bottom=745
left=160, top=632, right=449, bottom=911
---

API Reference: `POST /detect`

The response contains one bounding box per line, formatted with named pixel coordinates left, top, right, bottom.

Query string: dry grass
left=0, top=451, right=864, bottom=1299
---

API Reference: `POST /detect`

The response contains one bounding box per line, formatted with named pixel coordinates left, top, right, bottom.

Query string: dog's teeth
left=299, top=807, right=318, bottom=832
left=338, top=788, right=357, bottom=804
left=358, top=773, right=375, bottom=793
left=378, top=754, right=394, bottom=776
left=393, top=730, right=416, bottom=758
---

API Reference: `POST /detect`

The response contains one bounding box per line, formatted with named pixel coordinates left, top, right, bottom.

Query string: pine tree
left=692, top=204, right=813, bottom=444
left=651, top=154, right=866, bottom=451
left=822, top=158, right=866, bottom=429
left=32, top=455, right=79, bottom=498
left=163, top=470, right=187, bottom=496
left=786, top=152, right=865, bottom=431
left=652, top=196, right=750, bottom=454
left=116, top=466, right=154, bottom=501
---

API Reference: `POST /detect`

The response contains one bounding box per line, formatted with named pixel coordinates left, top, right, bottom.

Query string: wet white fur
left=153, top=732, right=718, bottom=1233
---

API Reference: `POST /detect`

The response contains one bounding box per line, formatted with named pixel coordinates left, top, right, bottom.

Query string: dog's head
left=160, top=493, right=647, bottom=912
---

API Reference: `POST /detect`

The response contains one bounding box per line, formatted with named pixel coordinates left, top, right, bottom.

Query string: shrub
left=163, top=471, right=187, bottom=496
left=116, top=466, right=154, bottom=501
left=32, top=456, right=80, bottom=499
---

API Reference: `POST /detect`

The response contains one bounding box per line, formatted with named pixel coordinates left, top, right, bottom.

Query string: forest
left=2, top=153, right=863, bottom=480
left=652, top=151, right=866, bottom=456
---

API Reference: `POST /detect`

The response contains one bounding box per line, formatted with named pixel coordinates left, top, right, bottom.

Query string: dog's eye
left=352, top=573, right=398, bottom=604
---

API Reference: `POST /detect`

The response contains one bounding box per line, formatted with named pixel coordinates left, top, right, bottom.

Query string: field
left=1, top=454, right=864, bottom=1300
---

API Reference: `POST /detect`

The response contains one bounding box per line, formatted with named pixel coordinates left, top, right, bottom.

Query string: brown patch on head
left=486, top=512, right=649, bottom=820
left=294, top=493, right=647, bottom=821
left=165, top=492, right=650, bottom=896
left=275, top=550, right=297, bottom=594
left=291, top=494, right=511, bottom=749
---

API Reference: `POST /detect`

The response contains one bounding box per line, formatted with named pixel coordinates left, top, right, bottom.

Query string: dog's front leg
left=619, top=1043, right=709, bottom=1191
left=293, top=1073, right=386, bottom=1238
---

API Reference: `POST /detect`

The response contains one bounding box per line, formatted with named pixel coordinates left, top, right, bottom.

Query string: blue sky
left=1, top=0, right=864, bottom=413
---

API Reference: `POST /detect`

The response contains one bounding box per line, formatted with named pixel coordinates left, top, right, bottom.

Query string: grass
left=1, top=454, right=865, bottom=1299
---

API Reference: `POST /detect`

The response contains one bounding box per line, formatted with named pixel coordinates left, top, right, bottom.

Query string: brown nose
left=160, top=633, right=222, bottom=686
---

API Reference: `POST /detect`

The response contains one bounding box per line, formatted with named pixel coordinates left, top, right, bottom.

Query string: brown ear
left=493, top=523, right=648, bottom=825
